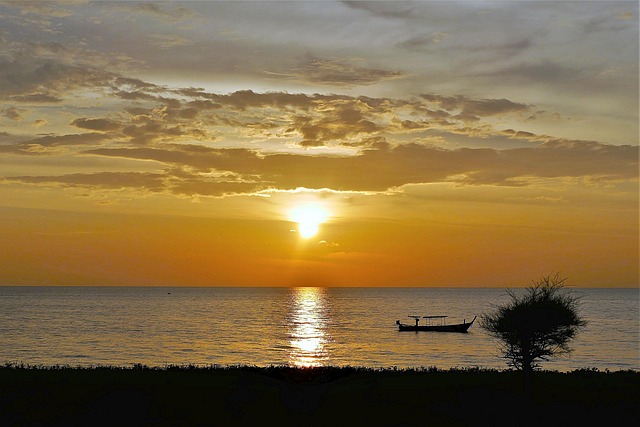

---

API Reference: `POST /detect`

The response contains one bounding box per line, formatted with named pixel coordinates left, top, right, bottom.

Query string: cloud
left=9, top=171, right=167, bottom=191
left=287, top=57, right=405, bottom=87
left=488, top=61, right=580, bottom=86
left=0, top=52, right=110, bottom=101
left=6, top=71, right=624, bottom=166
left=0, top=0, right=76, bottom=33
left=72, top=118, right=122, bottom=132
left=460, top=140, right=639, bottom=185
left=0, top=133, right=112, bottom=155
left=341, top=1, right=417, bottom=20
left=104, top=89, right=532, bottom=147
left=169, top=179, right=267, bottom=198
left=3, top=165, right=267, bottom=198
left=499, top=129, right=546, bottom=142
left=2, top=1, right=75, bottom=18
left=9, top=93, right=63, bottom=103
left=148, top=34, right=193, bottom=50
left=481, top=59, right=636, bottom=97
left=112, top=2, right=194, bottom=22
left=465, top=39, right=532, bottom=61
left=0, top=30, right=632, bottom=199
left=68, top=139, right=638, bottom=197
left=420, top=94, right=529, bottom=122
left=2, top=107, right=24, bottom=121
left=584, top=10, right=636, bottom=33
left=0, top=41, right=144, bottom=103
left=291, top=100, right=381, bottom=146
left=399, top=33, right=449, bottom=50
left=106, top=88, right=507, bottom=148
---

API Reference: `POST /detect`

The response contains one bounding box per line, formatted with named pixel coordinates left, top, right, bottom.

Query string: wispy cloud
left=111, top=2, right=195, bottom=22
left=286, top=56, right=405, bottom=88
left=4, top=137, right=635, bottom=198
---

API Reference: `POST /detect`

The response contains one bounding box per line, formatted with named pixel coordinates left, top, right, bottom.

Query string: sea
left=0, top=287, right=637, bottom=372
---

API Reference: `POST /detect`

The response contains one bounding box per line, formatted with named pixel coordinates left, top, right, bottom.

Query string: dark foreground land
left=1, top=364, right=638, bottom=427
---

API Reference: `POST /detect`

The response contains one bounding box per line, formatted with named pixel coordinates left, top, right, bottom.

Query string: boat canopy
left=423, top=315, right=447, bottom=318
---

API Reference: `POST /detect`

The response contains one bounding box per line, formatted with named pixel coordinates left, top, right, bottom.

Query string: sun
left=289, top=204, right=329, bottom=239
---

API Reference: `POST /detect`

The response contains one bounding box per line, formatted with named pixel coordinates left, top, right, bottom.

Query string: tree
left=480, top=274, right=586, bottom=394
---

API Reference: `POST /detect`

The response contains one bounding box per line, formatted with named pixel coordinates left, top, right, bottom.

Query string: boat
left=396, top=315, right=477, bottom=333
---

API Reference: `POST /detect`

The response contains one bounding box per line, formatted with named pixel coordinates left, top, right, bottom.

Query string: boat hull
left=396, top=316, right=476, bottom=333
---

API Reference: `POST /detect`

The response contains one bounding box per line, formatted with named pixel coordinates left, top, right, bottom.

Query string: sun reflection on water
left=288, top=287, right=329, bottom=367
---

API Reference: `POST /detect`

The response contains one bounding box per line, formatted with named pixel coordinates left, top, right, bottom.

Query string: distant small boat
left=396, top=315, right=476, bottom=333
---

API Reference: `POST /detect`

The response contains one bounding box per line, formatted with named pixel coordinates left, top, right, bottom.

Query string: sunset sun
left=290, top=204, right=329, bottom=239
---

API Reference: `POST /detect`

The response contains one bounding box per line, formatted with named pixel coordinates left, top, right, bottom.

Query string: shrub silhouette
left=480, top=274, right=586, bottom=394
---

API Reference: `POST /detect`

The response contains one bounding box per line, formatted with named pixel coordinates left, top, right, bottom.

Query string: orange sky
left=0, top=1, right=637, bottom=287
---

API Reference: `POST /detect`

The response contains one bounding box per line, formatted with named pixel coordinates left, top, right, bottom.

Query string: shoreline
left=2, top=361, right=639, bottom=373
left=2, top=364, right=638, bottom=426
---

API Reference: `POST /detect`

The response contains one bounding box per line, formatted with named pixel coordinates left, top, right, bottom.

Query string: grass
left=1, top=363, right=638, bottom=426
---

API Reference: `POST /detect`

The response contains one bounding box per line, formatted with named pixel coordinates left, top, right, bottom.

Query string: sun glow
left=290, top=204, right=329, bottom=238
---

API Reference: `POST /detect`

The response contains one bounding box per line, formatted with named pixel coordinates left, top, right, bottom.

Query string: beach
left=1, top=365, right=638, bottom=426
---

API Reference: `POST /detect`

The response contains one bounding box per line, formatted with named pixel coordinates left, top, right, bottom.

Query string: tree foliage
left=481, top=274, right=586, bottom=372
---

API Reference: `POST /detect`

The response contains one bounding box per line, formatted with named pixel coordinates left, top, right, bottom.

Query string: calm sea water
left=0, top=287, right=637, bottom=371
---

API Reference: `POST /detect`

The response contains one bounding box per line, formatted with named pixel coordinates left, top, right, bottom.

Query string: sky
left=0, top=0, right=637, bottom=287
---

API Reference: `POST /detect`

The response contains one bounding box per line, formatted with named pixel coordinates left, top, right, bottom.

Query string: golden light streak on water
left=288, top=287, right=329, bottom=367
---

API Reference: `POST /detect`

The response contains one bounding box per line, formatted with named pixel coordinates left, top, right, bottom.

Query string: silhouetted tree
left=480, top=274, right=586, bottom=395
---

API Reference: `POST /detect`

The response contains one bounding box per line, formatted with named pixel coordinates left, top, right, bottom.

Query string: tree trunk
left=521, top=343, right=533, bottom=401
left=522, top=353, right=533, bottom=402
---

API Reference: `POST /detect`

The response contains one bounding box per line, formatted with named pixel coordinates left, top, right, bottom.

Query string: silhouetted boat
left=396, top=315, right=476, bottom=332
